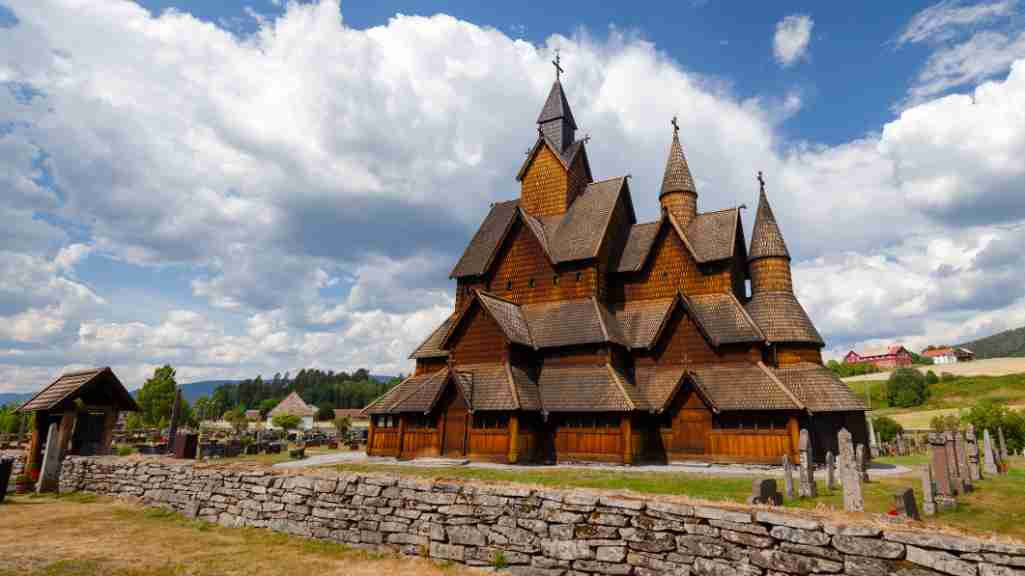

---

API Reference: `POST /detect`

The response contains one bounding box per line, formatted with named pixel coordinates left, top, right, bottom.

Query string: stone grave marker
left=747, top=478, right=783, bottom=506
left=782, top=454, right=794, bottom=499
left=954, top=431, right=972, bottom=493
left=984, top=429, right=999, bottom=476
left=825, top=451, right=836, bottom=491
left=798, top=429, right=817, bottom=498
left=896, top=433, right=906, bottom=456
left=943, top=432, right=960, bottom=495
left=37, top=422, right=62, bottom=493
left=168, top=387, right=183, bottom=456
left=966, top=424, right=981, bottom=480
left=856, top=444, right=870, bottom=482
left=921, top=464, right=935, bottom=516
left=867, top=418, right=879, bottom=458
left=929, top=432, right=957, bottom=510
left=838, top=428, right=863, bottom=512
left=893, top=488, right=920, bottom=521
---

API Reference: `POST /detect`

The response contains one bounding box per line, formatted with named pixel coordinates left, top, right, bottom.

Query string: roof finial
left=671, top=115, right=679, bottom=135
left=552, top=48, right=564, bottom=81
left=582, top=132, right=591, bottom=144
left=757, top=170, right=765, bottom=194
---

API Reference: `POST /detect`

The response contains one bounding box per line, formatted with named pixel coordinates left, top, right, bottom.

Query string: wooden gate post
left=100, top=407, right=118, bottom=455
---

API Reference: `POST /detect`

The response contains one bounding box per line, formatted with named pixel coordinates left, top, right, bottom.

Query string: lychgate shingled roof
left=745, top=291, right=824, bottom=345
left=773, top=363, right=868, bottom=413
left=749, top=188, right=790, bottom=261
left=18, top=367, right=138, bottom=413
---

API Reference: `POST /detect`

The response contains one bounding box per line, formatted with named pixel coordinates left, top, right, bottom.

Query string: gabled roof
left=363, top=368, right=452, bottom=415
left=18, top=367, right=139, bottom=413
left=268, top=391, right=316, bottom=418
left=515, top=135, right=588, bottom=182
left=683, top=292, right=764, bottom=346
left=450, top=200, right=519, bottom=278
left=686, top=208, right=743, bottom=263
left=538, top=364, right=642, bottom=412
left=615, top=221, right=660, bottom=272
left=537, top=80, right=577, bottom=128
left=614, top=297, right=678, bottom=349
left=634, top=365, right=688, bottom=413
left=522, top=297, right=627, bottom=348
left=547, top=177, right=631, bottom=263
left=475, top=291, right=534, bottom=347
left=745, top=291, right=824, bottom=345
left=688, top=363, right=804, bottom=412
left=660, top=130, right=696, bottom=197
left=409, top=312, right=457, bottom=359
left=749, top=187, right=790, bottom=261
left=773, top=363, right=867, bottom=413
left=457, top=362, right=541, bottom=412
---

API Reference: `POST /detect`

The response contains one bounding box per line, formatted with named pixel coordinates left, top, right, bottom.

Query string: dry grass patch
left=0, top=494, right=472, bottom=576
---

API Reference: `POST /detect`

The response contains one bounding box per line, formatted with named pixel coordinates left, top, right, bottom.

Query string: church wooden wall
left=486, top=220, right=597, bottom=305
left=449, top=305, right=507, bottom=364
left=566, top=148, right=591, bottom=209
left=612, top=225, right=733, bottom=303
left=635, top=306, right=760, bottom=366
left=775, top=345, right=823, bottom=367
left=415, top=358, right=447, bottom=375
left=750, top=257, right=793, bottom=293
left=543, top=344, right=608, bottom=366
left=521, top=145, right=570, bottom=216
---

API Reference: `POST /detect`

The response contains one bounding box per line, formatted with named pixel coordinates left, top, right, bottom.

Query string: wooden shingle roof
left=633, top=365, right=688, bottom=413
left=773, top=363, right=867, bottom=413
left=18, top=367, right=138, bottom=413
left=614, top=297, right=678, bottom=350
left=684, top=292, right=765, bottom=345
left=537, top=80, right=577, bottom=128
left=476, top=292, right=533, bottom=347
left=538, top=364, right=640, bottom=412
left=688, top=363, right=803, bottom=412
left=745, top=291, right=824, bottom=345
left=615, top=221, right=660, bottom=272
left=749, top=188, right=790, bottom=261
left=449, top=200, right=519, bottom=278
left=685, top=208, right=742, bottom=263
left=522, top=297, right=627, bottom=349
left=660, top=131, right=696, bottom=196
left=409, top=312, right=457, bottom=359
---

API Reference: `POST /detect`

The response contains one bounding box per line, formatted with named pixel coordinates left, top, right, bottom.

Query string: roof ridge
left=605, top=363, right=636, bottom=411
left=677, top=290, right=720, bottom=347
left=696, top=206, right=740, bottom=216
left=591, top=297, right=612, bottom=343
left=504, top=362, right=521, bottom=410
left=728, top=291, right=766, bottom=342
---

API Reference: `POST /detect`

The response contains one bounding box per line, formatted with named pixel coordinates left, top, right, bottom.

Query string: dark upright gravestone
left=893, top=488, right=920, bottom=521
left=167, top=387, right=182, bottom=455
left=747, top=478, right=783, bottom=506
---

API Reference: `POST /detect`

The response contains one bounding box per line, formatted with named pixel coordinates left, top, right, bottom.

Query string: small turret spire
left=749, top=172, right=790, bottom=261
left=537, top=50, right=577, bottom=152
left=659, top=118, right=697, bottom=198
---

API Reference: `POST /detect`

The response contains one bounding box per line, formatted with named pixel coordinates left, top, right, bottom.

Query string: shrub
left=887, top=368, right=929, bottom=408
left=334, top=416, right=351, bottom=439
left=116, top=445, right=136, bottom=457
left=492, top=551, right=508, bottom=569
left=827, top=360, right=881, bottom=378
left=930, top=413, right=960, bottom=432
left=272, top=414, right=302, bottom=433
left=925, top=370, right=939, bottom=385
left=873, top=416, right=903, bottom=442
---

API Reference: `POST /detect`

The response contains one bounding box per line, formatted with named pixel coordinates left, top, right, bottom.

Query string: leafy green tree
left=930, top=413, right=961, bottom=432
left=258, top=398, right=279, bottom=417
left=192, top=395, right=217, bottom=422
left=887, top=368, right=929, bottom=408
left=873, top=416, right=903, bottom=442
left=334, top=416, right=351, bottom=439
left=962, top=399, right=1025, bottom=454
left=317, top=403, right=335, bottom=421
left=272, top=414, right=301, bottom=433
left=925, top=370, right=939, bottom=385
left=223, top=407, right=249, bottom=436
left=136, top=365, right=178, bottom=426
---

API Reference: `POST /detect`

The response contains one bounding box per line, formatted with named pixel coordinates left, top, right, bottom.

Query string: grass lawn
left=334, top=457, right=1025, bottom=540
left=0, top=493, right=471, bottom=576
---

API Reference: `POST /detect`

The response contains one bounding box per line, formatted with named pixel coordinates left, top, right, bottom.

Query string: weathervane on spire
left=671, top=116, right=679, bottom=135
left=757, top=171, right=765, bottom=194
left=552, top=48, right=564, bottom=81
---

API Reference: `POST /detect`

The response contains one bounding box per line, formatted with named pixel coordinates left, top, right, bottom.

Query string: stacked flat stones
left=60, top=456, right=1025, bottom=576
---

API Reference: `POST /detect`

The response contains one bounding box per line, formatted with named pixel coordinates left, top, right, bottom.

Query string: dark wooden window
left=576, top=272, right=582, bottom=282
left=373, top=415, right=398, bottom=429
left=472, top=413, right=509, bottom=429
left=713, top=413, right=786, bottom=432
left=406, top=414, right=435, bottom=429
left=563, top=414, right=620, bottom=429
left=528, top=278, right=535, bottom=288
left=506, top=280, right=512, bottom=290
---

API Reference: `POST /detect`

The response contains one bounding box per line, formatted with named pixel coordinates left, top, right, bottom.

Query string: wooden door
left=440, top=381, right=468, bottom=456
left=668, top=387, right=711, bottom=455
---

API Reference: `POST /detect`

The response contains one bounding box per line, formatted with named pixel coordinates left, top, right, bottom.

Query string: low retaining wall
left=60, top=456, right=1024, bottom=576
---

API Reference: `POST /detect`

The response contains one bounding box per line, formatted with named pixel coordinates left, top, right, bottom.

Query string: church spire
left=537, top=49, right=577, bottom=152
left=749, top=171, right=790, bottom=262
left=659, top=116, right=698, bottom=226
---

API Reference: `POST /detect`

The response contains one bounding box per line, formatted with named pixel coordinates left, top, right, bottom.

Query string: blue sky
left=2, top=0, right=1025, bottom=392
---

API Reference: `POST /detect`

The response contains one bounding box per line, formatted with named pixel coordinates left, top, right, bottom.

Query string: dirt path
left=0, top=495, right=473, bottom=576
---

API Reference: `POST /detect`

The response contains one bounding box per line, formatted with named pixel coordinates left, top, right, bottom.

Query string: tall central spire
left=537, top=49, right=576, bottom=153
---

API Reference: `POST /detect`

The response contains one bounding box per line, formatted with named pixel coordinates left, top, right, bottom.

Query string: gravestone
left=966, top=424, right=981, bottom=480
left=893, top=487, right=921, bottom=521
left=782, top=454, right=794, bottom=499
left=167, top=387, right=183, bottom=456
left=747, top=478, right=783, bottom=506
left=867, top=418, right=879, bottom=458
left=856, top=444, right=870, bottom=483
left=826, top=451, right=836, bottom=491
left=929, top=433, right=953, bottom=496
left=896, top=433, right=906, bottom=456
left=37, top=422, right=62, bottom=493
left=838, top=428, right=863, bottom=512
left=999, top=427, right=1009, bottom=461
left=921, top=464, right=936, bottom=516
left=943, top=432, right=960, bottom=495
left=798, top=429, right=817, bottom=498
left=984, top=429, right=999, bottom=476
left=954, top=431, right=972, bottom=493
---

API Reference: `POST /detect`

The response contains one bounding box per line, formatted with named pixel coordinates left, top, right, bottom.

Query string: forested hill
left=959, top=326, right=1025, bottom=359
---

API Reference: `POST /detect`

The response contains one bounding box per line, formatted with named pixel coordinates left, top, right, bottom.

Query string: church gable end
left=615, top=223, right=732, bottom=302
left=487, top=218, right=597, bottom=304
left=448, top=304, right=509, bottom=364
left=520, top=143, right=571, bottom=216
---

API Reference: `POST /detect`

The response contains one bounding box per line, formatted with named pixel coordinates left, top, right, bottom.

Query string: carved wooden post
left=57, top=410, right=76, bottom=455
left=101, top=407, right=118, bottom=455
left=508, top=413, right=520, bottom=464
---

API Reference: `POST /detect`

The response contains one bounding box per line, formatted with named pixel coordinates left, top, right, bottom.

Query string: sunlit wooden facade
left=363, top=66, right=867, bottom=465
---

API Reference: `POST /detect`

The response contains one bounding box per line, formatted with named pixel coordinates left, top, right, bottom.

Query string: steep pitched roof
left=615, top=221, right=660, bottom=272
left=660, top=131, right=696, bottom=197
left=409, top=312, right=457, bottom=359
left=683, top=292, right=764, bottom=346
left=537, top=80, right=577, bottom=128
left=546, top=177, right=629, bottom=263
left=450, top=200, right=519, bottom=278
left=749, top=188, right=790, bottom=261
left=745, top=291, right=824, bottom=345
left=614, top=297, right=678, bottom=349
left=515, top=135, right=588, bottom=182
left=538, top=364, right=642, bottom=412
left=18, top=367, right=139, bottom=413
left=456, top=362, right=541, bottom=411
left=773, top=363, right=867, bottom=413
left=634, top=365, right=688, bottom=413
left=476, top=291, right=534, bottom=347
left=685, top=208, right=742, bottom=263
left=522, top=297, right=627, bottom=348
left=268, top=391, right=317, bottom=418
left=688, top=363, right=804, bottom=412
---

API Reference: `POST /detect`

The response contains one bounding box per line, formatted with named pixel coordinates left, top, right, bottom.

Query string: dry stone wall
left=60, top=456, right=1025, bottom=576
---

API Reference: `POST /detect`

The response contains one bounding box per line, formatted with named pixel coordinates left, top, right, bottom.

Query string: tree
left=224, top=407, right=249, bottom=436
left=136, top=365, right=178, bottom=426
left=334, top=416, right=351, bottom=439
left=272, top=414, right=301, bottom=433
left=930, top=413, right=960, bottom=432
left=962, top=399, right=1025, bottom=454
left=317, top=403, right=336, bottom=421
left=887, top=368, right=929, bottom=408
left=925, top=370, right=939, bottom=385
left=873, top=416, right=903, bottom=442
left=192, top=395, right=217, bottom=422
left=258, top=398, right=279, bottom=417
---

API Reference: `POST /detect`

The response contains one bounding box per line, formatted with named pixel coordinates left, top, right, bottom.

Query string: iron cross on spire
left=757, top=171, right=765, bottom=193
left=552, top=49, right=564, bottom=80
left=671, top=116, right=679, bottom=135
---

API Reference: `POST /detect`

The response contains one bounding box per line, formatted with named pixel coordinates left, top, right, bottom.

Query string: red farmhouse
left=843, top=345, right=913, bottom=370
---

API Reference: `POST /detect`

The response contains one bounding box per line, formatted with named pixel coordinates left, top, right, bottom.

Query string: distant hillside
left=960, top=326, right=1025, bottom=359
left=0, top=392, right=32, bottom=407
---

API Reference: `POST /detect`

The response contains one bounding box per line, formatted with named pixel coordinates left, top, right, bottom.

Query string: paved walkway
left=272, top=451, right=912, bottom=478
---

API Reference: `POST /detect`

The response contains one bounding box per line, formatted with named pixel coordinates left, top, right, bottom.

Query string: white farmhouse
left=266, top=391, right=317, bottom=430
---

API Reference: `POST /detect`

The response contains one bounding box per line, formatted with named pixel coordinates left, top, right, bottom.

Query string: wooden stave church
left=362, top=68, right=867, bottom=465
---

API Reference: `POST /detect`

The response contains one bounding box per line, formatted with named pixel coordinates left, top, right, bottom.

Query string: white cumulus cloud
left=773, top=14, right=814, bottom=67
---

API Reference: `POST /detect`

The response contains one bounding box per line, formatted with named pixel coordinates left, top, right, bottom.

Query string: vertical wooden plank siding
left=486, top=220, right=598, bottom=305
left=449, top=305, right=508, bottom=364
left=468, top=429, right=510, bottom=461
left=614, top=226, right=733, bottom=302
left=621, top=416, right=633, bottom=464
left=400, top=428, right=440, bottom=458
left=521, top=145, right=570, bottom=216
left=705, top=431, right=794, bottom=464
left=507, top=414, right=520, bottom=463
left=100, top=408, right=118, bottom=455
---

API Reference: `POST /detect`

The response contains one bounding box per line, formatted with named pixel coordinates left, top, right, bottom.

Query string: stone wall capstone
left=58, top=456, right=1025, bottom=576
